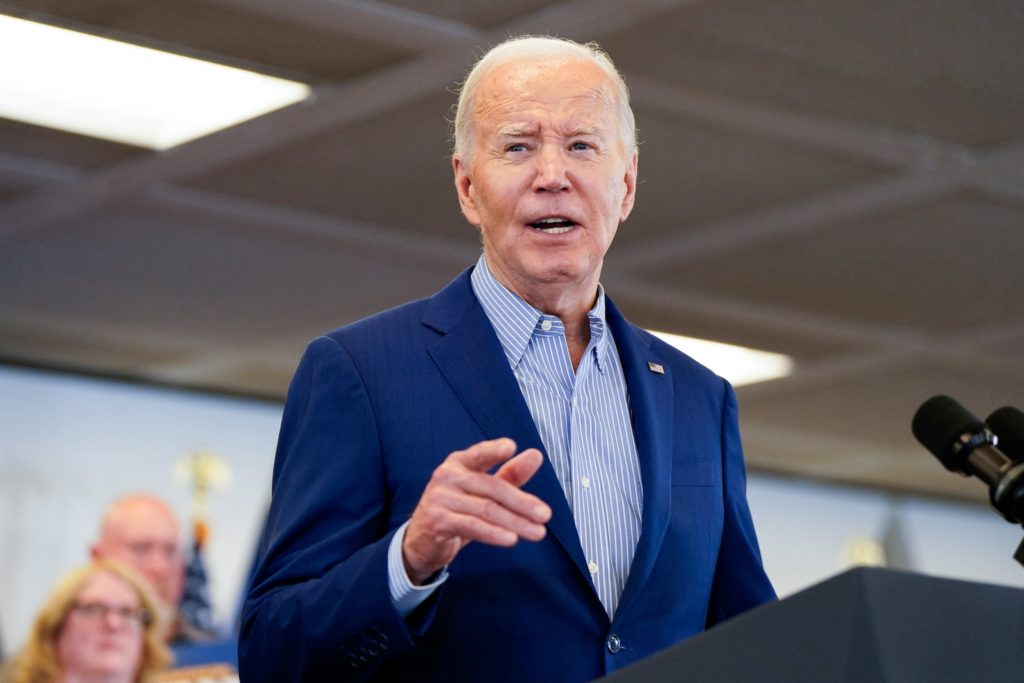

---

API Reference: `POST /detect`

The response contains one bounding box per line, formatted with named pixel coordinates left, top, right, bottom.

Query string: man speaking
left=239, top=36, right=775, bottom=682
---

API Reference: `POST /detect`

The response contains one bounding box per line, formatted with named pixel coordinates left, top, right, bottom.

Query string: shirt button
left=588, top=561, right=598, bottom=574
left=581, top=476, right=591, bottom=489
left=607, top=634, right=622, bottom=654
left=540, top=320, right=553, bottom=331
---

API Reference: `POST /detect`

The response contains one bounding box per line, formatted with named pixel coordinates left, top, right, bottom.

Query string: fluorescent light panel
left=648, top=330, right=793, bottom=387
left=0, top=14, right=310, bottom=150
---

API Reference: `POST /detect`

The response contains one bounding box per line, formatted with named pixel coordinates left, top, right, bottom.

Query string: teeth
left=528, top=216, right=576, bottom=234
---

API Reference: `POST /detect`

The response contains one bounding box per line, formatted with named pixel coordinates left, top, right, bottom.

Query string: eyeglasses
left=70, top=602, right=152, bottom=627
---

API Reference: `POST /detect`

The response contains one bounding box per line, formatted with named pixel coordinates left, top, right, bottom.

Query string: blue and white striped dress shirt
left=471, top=257, right=643, bottom=618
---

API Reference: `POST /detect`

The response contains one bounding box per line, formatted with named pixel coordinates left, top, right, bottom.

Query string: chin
left=540, top=260, right=595, bottom=285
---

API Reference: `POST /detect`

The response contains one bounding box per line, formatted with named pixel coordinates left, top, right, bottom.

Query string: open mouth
left=527, top=216, right=577, bottom=234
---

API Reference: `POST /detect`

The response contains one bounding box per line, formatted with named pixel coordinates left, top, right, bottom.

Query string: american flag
left=179, top=522, right=215, bottom=634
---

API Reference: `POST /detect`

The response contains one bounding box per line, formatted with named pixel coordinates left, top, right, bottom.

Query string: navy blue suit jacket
left=239, top=268, right=775, bottom=682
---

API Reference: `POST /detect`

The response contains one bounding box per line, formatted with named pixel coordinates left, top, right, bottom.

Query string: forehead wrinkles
left=477, top=84, right=619, bottom=138
left=475, top=56, right=617, bottom=114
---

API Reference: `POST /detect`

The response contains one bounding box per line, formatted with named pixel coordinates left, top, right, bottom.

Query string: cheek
left=482, top=168, right=531, bottom=210
left=124, top=635, right=145, bottom=666
left=594, top=181, right=623, bottom=225
left=603, top=173, right=627, bottom=203
left=606, top=182, right=631, bottom=225
left=480, top=182, right=514, bottom=213
left=55, top=626, right=86, bottom=666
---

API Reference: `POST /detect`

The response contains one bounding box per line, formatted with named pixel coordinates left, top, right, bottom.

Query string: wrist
left=401, top=544, right=435, bottom=586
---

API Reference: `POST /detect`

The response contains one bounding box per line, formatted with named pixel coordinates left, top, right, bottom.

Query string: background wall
left=2, top=363, right=1022, bottom=653
left=0, top=364, right=280, bottom=652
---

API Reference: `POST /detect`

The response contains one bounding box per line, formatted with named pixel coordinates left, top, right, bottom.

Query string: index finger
left=450, top=437, right=518, bottom=472
left=495, top=448, right=544, bottom=489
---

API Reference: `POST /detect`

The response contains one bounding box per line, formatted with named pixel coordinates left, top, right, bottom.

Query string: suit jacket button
left=607, top=634, right=622, bottom=654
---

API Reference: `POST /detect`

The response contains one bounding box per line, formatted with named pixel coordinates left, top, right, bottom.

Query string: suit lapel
left=423, top=271, right=591, bottom=583
left=605, top=298, right=674, bottom=620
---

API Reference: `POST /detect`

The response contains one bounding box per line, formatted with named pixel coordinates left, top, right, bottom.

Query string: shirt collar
left=470, top=255, right=610, bottom=371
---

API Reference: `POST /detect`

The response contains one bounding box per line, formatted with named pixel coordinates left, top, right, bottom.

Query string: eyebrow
left=495, top=123, right=604, bottom=138
left=567, top=124, right=601, bottom=137
left=496, top=123, right=538, bottom=138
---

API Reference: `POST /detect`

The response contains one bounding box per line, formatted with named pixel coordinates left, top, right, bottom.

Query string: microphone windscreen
left=986, top=406, right=1024, bottom=462
left=912, top=395, right=984, bottom=472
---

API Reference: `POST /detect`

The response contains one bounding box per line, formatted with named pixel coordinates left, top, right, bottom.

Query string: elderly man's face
left=93, top=499, right=183, bottom=612
left=454, top=58, right=637, bottom=306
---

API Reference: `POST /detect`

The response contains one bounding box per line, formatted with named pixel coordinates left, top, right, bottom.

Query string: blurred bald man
left=90, top=493, right=185, bottom=638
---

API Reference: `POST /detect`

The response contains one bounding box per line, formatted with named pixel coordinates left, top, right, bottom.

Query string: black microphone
left=912, top=395, right=1024, bottom=523
left=987, top=406, right=1024, bottom=463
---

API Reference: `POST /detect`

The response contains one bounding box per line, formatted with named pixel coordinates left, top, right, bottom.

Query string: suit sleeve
left=238, top=336, right=434, bottom=682
left=706, top=379, right=777, bottom=626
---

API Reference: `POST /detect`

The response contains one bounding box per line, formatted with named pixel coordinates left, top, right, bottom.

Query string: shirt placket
left=569, top=340, right=620, bottom=615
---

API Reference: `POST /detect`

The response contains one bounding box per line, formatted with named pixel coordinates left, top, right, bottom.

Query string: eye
left=505, top=143, right=527, bottom=153
left=570, top=141, right=592, bottom=151
left=128, top=542, right=152, bottom=558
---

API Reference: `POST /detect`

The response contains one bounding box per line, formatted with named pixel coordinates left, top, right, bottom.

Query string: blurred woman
left=3, top=560, right=171, bottom=683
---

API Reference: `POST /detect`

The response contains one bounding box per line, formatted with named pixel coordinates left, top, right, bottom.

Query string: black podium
left=599, top=567, right=1024, bottom=682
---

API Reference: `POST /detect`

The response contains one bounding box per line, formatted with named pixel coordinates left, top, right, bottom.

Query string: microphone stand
left=984, top=455, right=1024, bottom=570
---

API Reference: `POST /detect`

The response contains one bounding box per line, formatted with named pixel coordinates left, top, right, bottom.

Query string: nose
left=533, top=146, right=570, bottom=193
left=135, top=546, right=180, bottom=592
left=142, top=551, right=171, bottom=578
left=101, top=609, right=130, bottom=630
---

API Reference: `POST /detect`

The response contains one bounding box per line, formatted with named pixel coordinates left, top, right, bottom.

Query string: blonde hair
left=6, top=561, right=172, bottom=683
left=452, top=35, right=637, bottom=163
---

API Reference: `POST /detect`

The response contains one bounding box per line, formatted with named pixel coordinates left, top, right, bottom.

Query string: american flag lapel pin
left=647, top=361, right=665, bottom=374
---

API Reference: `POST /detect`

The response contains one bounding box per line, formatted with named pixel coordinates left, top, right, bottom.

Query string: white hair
left=452, top=36, right=637, bottom=163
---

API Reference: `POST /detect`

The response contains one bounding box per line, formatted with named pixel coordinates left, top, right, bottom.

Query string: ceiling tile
left=742, top=358, right=1024, bottom=459
left=603, top=0, right=1024, bottom=148
left=0, top=120, right=144, bottom=170
left=600, top=273, right=859, bottom=362
left=0, top=196, right=462, bottom=346
left=380, top=0, right=556, bottom=29
left=0, top=183, right=29, bottom=203
left=203, top=359, right=299, bottom=398
left=180, top=92, right=473, bottom=242
left=740, top=358, right=1024, bottom=500
left=622, top=109, right=885, bottom=245
left=3, top=0, right=411, bottom=81
left=644, top=193, right=1024, bottom=336
left=0, top=314, right=198, bottom=373
left=0, top=0, right=1020, bottom=503
left=984, top=331, right=1024, bottom=363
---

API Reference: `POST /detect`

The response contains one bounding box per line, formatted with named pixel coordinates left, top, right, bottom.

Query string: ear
left=89, top=544, right=101, bottom=560
left=453, top=155, right=482, bottom=226
left=619, top=151, right=638, bottom=222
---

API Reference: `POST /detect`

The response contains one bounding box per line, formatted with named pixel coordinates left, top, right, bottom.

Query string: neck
left=484, top=258, right=599, bottom=329
left=483, top=258, right=597, bottom=370
left=522, top=289, right=594, bottom=336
